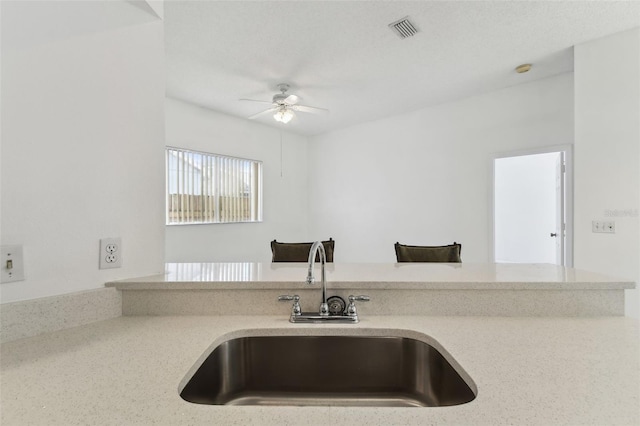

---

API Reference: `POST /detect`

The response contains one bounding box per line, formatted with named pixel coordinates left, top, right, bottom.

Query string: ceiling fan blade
left=248, top=107, right=278, bottom=120
left=239, top=98, right=274, bottom=105
left=283, top=94, right=299, bottom=105
left=291, top=104, right=329, bottom=114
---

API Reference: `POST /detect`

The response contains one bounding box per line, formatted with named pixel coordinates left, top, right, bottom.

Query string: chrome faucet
left=277, top=241, right=370, bottom=323
left=306, top=241, right=329, bottom=316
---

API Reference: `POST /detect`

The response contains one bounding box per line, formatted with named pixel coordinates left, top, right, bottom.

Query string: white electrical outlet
left=99, top=238, right=122, bottom=269
left=1, top=245, right=25, bottom=283
left=604, top=221, right=615, bottom=233
left=592, top=220, right=616, bottom=234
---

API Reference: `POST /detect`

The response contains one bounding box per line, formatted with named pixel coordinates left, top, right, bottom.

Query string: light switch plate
left=1, top=245, right=25, bottom=283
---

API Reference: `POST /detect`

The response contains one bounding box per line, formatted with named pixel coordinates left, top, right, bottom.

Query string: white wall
left=0, top=9, right=166, bottom=303
left=574, top=28, right=640, bottom=318
left=307, top=73, right=574, bottom=263
left=164, top=98, right=309, bottom=262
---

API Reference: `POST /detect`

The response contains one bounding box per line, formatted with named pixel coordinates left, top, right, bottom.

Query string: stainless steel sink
left=180, top=335, right=476, bottom=407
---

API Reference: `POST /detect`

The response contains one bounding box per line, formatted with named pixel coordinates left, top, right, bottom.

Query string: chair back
left=271, top=238, right=335, bottom=262
left=394, top=242, right=461, bottom=262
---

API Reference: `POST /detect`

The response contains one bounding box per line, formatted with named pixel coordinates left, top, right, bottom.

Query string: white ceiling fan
left=240, top=84, right=328, bottom=124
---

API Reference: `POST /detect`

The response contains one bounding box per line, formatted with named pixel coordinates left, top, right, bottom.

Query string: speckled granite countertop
left=1, top=315, right=638, bottom=425
left=106, top=262, right=635, bottom=290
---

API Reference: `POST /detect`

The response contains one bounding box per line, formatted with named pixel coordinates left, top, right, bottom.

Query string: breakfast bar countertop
left=1, top=315, right=638, bottom=425
left=104, top=263, right=634, bottom=317
left=106, top=262, right=636, bottom=290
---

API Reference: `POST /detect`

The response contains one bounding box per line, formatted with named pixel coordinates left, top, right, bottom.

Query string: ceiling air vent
left=389, top=16, right=418, bottom=39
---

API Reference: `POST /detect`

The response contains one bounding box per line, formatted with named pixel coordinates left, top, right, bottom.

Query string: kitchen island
left=1, top=315, right=638, bottom=425
left=1, top=262, right=638, bottom=425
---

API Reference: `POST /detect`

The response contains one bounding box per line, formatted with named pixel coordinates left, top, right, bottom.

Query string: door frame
left=490, top=144, right=573, bottom=266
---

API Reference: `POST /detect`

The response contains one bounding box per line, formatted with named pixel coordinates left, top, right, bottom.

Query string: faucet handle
left=278, top=295, right=301, bottom=316
left=278, top=295, right=298, bottom=301
left=347, top=295, right=370, bottom=317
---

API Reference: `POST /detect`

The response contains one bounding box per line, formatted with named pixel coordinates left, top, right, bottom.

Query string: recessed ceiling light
left=515, top=64, right=532, bottom=73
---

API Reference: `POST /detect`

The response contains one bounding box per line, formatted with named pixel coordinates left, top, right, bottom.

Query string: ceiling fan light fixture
left=242, top=84, right=327, bottom=122
left=274, top=107, right=294, bottom=124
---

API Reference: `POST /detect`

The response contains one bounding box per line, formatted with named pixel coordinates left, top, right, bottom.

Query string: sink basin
left=180, top=335, right=476, bottom=407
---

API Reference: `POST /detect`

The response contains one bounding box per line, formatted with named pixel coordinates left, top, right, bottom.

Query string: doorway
left=492, top=146, right=573, bottom=266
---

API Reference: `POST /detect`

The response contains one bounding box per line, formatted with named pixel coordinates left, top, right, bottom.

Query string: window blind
left=166, top=147, right=262, bottom=224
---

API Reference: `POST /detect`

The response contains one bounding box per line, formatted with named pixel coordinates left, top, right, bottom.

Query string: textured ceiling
left=165, top=1, right=639, bottom=136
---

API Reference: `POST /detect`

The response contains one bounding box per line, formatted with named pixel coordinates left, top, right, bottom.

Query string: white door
left=494, top=151, right=565, bottom=264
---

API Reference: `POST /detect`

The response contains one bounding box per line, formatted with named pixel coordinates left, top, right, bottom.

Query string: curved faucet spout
left=307, top=241, right=329, bottom=316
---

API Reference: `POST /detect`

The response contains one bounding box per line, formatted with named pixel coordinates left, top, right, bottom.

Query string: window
left=166, top=147, right=262, bottom=224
